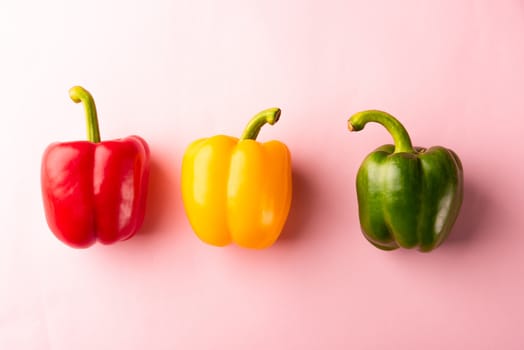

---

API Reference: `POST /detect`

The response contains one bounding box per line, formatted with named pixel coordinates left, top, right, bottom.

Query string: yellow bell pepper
left=181, top=108, right=292, bottom=249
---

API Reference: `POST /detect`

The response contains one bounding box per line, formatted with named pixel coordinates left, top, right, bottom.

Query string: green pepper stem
left=348, top=110, right=414, bottom=153
left=240, top=108, right=281, bottom=140
left=69, top=86, right=101, bottom=143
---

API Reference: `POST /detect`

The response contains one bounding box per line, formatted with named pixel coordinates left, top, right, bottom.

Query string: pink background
left=1, top=0, right=524, bottom=348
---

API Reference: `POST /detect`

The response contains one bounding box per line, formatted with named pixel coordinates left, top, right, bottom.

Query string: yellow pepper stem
left=240, top=108, right=281, bottom=140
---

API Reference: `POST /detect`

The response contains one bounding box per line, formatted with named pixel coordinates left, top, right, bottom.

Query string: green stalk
left=240, top=108, right=281, bottom=140
left=348, top=110, right=414, bottom=153
left=69, top=86, right=101, bottom=143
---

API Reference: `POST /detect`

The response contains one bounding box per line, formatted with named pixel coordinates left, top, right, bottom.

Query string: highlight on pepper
left=181, top=108, right=292, bottom=249
left=41, top=86, right=150, bottom=248
left=347, top=110, right=463, bottom=252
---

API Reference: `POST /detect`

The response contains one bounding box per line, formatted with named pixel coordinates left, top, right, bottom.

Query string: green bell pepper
left=348, top=110, right=463, bottom=252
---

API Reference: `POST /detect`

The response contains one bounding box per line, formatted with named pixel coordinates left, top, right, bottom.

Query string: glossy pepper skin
left=41, top=86, right=150, bottom=248
left=181, top=108, right=292, bottom=249
left=347, top=110, right=463, bottom=252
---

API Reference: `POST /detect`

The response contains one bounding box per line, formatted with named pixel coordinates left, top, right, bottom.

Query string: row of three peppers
left=42, top=86, right=463, bottom=252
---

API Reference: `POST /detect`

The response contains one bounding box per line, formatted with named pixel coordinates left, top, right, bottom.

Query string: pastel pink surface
left=1, top=0, right=524, bottom=349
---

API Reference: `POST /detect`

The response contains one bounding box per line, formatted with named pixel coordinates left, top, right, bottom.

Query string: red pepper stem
left=347, top=110, right=415, bottom=153
left=240, top=108, right=281, bottom=140
left=69, top=86, right=101, bottom=143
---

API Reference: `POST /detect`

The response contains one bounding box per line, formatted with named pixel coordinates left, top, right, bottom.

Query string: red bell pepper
left=41, top=86, right=150, bottom=248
